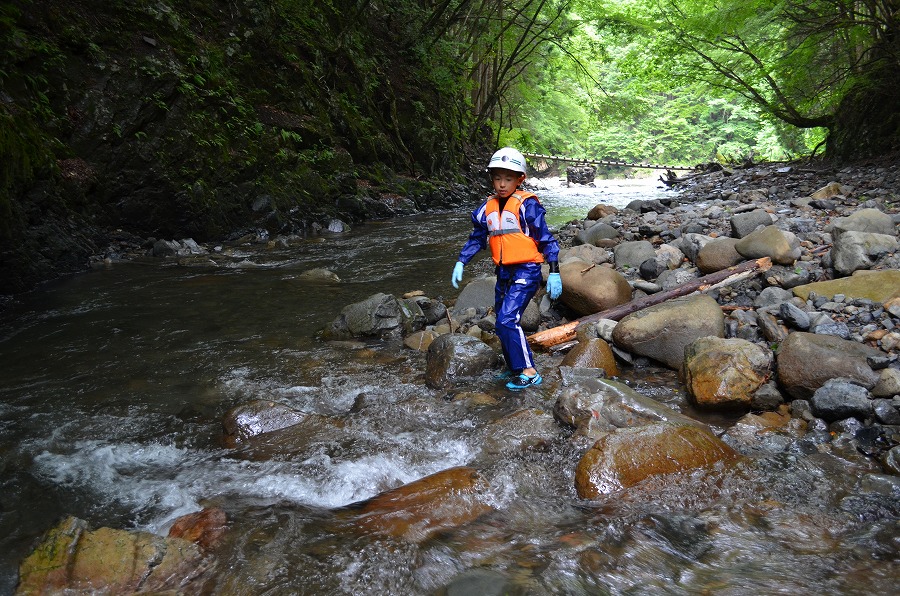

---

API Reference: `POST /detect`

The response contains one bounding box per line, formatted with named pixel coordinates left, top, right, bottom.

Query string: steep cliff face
left=1, top=0, right=481, bottom=294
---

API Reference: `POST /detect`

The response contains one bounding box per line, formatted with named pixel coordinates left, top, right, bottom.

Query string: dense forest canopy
left=1, top=0, right=898, bottom=293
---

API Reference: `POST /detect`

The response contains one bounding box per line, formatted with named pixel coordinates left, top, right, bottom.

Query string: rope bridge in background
left=523, top=152, right=695, bottom=171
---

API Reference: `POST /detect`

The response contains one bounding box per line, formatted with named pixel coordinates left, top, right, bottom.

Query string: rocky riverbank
left=16, top=156, right=900, bottom=593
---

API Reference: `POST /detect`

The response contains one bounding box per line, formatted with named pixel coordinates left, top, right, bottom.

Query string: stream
left=1, top=177, right=897, bottom=594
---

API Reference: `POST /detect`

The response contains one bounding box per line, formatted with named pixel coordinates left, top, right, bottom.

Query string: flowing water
left=0, top=177, right=897, bottom=594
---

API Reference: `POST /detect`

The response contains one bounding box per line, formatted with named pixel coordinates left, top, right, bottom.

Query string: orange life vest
left=485, top=191, right=544, bottom=265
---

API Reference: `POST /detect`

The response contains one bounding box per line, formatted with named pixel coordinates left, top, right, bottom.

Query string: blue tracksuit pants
left=495, top=263, right=541, bottom=371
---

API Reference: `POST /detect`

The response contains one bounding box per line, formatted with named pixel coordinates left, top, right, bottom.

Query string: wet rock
left=554, top=377, right=706, bottom=434
left=297, top=267, right=340, bottom=282
left=404, top=329, right=439, bottom=351
left=559, top=260, right=632, bottom=316
left=751, top=382, right=786, bottom=410
left=17, top=516, right=212, bottom=594
left=612, top=294, right=725, bottom=370
left=683, top=337, right=774, bottom=410
left=223, top=399, right=310, bottom=445
left=810, top=378, right=875, bottom=422
left=830, top=231, right=898, bottom=276
left=345, top=466, right=493, bottom=542
left=167, top=507, right=228, bottom=552
left=324, top=292, right=424, bottom=339
left=559, top=337, right=619, bottom=377
left=734, top=225, right=802, bottom=265
left=720, top=410, right=803, bottom=456
left=574, top=424, right=738, bottom=498
left=776, top=332, right=882, bottom=399
left=873, top=399, right=900, bottom=424
left=614, top=240, right=656, bottom=269
left=695, top=237, right=743, bottom=273
left=481, top=408, right=562, bottom=455
left=425, top=333, right=496, bottom=389
left=411, top=296, right=448, bottom=325
left=882, top=445, right=900, bottom=474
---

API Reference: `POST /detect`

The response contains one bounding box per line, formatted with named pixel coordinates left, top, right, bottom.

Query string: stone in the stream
left=324, top=292, right=424, bottom=339
left=559, top=337, right=619, bottom=377
left=222, top=399, right=310, bottom=446
left=683, top=337, right=774, bottom=410
left=452, top=276, right=495, bottom=314
left=574, top=423, right=738, bottom=498
left=168, top=507, right=228, bottom=552
left=296, top=267, right=340, bottom=282
left=17, top=516, right=212, bottom=594
left=611, top=294, right=724, bottom=370
left=776, top=332, right=882, bottom=399
left=425, top=333, right=496, bottom=389
left=345, top=466, right=493, bottom=542
left=809, top=378, right=875, bottom=422
left=481, top=408, right=562, bottom=456
left=558, top=260, right=632, bottom=316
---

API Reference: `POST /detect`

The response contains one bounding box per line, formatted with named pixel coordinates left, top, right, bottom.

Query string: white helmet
left=487, top=147, right=527, bottom=173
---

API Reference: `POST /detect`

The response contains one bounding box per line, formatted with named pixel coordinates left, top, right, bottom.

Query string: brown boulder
left=559, top=261, right=632, bottom=316
left=574, top=424, right=738, bottom=498
left=684, top=337, right=774, bottom=410
left=560, top=337, right=619, bottom=377
left=168, top=507, right=228, bottom=552
left=776, top=332, right=881, bottom=399
left=346, top=466, right=493, bottom=542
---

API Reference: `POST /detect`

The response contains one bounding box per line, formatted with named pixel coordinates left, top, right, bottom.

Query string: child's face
left=490, top=168, right=526, bottom=198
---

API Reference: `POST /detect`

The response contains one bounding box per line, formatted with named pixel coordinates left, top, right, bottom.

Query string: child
left=451, top=147, right=562, bottom=390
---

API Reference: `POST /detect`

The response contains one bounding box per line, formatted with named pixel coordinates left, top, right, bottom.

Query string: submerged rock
left=574, top=423, right=738, bottom=498
left=425, top=333, right=496, bottom=389
left=684, top=337, right=774, bottom=410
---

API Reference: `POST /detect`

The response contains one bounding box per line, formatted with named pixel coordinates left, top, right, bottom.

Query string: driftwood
left=528, top=257, right=772, bottom=350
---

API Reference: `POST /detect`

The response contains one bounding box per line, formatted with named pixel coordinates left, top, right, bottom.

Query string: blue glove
left=547, top=272, right=562, bottom=300
left=451, top=261, right=464, bottom=289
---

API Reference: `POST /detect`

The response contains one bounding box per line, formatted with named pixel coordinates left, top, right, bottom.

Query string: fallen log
left=528, top=257, right=772, bottom=350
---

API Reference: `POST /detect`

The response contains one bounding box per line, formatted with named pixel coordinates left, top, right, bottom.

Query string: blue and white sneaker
left=493, top=369, right=516, bottom=380
left=506, top=372, right=542, bottom=390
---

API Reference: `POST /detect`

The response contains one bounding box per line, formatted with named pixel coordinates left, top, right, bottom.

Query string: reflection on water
left=0, top=179, right=896, bottom=594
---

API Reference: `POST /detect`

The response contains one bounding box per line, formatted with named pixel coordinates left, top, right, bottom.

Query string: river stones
left=223, top=399, right=310, bottom=445
left=611, top=294, right=725, bottom=370
left=559, top=337, right=619, bottom=377
left=346, top=466, right=492, bottom=542
left=809, top=378, right=875, bottom=422
left=425, top=333, right=496, bottom=389
left=734, top=225, right=802, bottom=265
left=558, top=260, right=632, bottom=316
left=776, top=332, right=882, bottom=399
left=481, top=408, right=562, bottom=455
left=574, top=423, right=738, bottom=498
left=17, top=516, right=212, bottom=595
left=683, top=337, right=774, bottom=410
left=452, top=276, right=495, bottom=314
left=695, top=237, right=743, bottom=273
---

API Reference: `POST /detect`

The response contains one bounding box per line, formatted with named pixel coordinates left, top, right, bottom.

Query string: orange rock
left=168, top=507, right=228, bottom=551
left=559, top=337, right=619, bottom=377
left=575, top=424, right=739, bottom=498
left=347, top=466, right=492, bottom=542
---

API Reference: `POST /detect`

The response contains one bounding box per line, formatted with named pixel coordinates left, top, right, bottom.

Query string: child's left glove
left=547, top=272, right=562, bottom=300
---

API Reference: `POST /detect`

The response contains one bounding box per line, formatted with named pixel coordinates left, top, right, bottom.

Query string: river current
left=0, top=177, right=897, bottom=594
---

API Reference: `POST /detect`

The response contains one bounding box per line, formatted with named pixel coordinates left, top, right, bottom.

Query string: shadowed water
left=1, top=177, right=897, bottom=594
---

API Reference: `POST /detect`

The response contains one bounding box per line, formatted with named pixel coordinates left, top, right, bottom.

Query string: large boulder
left=614, top=240, right=657, bottom=270
left=481, top=408, right=563, bottom=455
left=561, top=243, right=611, bottom=265
left=776, top=332, right=882, bottom=399
left=792, top=269, right=900, bottom=303
left=574, top=222, right=620, bottom=246
left=695, top=237, right=744, bottom=274
left=827, top=208, right=897, bottom=238
left=324, top=293, right=424, bottom=339
left=452, top=276, right=496, bottom=314
left=17, top=517, right=212, bottom=594
left=730, top=209, right=774, bottom=238
left=344, top=466, right=492, bottom=542
left=683, top=337, right=774, bottom=410
left=559, top=261, right=632, bottom=316
left=734, top=225, right=801, bottom=265
left=611, top=295, right=725, bottom=370
left=829, top=231, right=898, bottom=276
left=222, top=400, right=311, bottom=446
left=425, top=333, right=496, bottom=388
left=559, top=337, right=619, bottom=377
left=574, top=424, right=738, bottom=498
left=809, top=378, right=875, bottom=422
left=554, top=377, right=707, bottom=435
